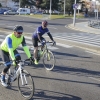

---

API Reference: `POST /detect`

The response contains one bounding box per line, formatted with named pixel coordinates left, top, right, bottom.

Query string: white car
left=4, top=10, right=18, bottom=15
left=17, top=8, right=30, bottom=15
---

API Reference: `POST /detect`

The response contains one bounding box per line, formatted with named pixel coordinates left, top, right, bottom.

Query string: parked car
left=0, top=9, right=7, bottom=14
left=33, top=11, right=43, bottom=15
left=17, top=8, right=30, bottom=15
left=4, top=10, right=18, bottom=15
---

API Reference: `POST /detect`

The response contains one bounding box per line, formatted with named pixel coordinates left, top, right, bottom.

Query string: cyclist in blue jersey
left=32, top=20, right=56, bottom=64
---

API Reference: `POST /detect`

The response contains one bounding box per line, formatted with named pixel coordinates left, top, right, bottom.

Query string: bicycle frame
left=38, top=42, right=50, bottom=59
left=8, top=61, right=28, bottom=86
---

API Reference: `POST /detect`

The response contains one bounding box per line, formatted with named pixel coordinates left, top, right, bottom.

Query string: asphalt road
left=0, top=15, right=87, bottom=34
left=0, top=15, right=100, bottom=100
left=0, top=32, right=100, bottom=100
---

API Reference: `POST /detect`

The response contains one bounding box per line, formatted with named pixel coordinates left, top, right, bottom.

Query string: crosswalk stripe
left=55, top=36, right=100, bottom=46
left=51, top=32, right=100, bottom=47
left=57, top=43, right=73, bottom=48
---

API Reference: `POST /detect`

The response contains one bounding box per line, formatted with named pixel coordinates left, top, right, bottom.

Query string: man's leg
left=0, top=50, right=11, bottom=87
left=34, top=47, right=38, bottom=64
left=32, top=37, right=38, bottom=64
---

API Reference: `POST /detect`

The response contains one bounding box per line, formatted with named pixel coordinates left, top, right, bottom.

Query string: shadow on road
left=31, top=89, right=82, bottom=100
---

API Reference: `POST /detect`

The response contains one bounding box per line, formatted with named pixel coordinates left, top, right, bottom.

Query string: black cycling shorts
left=32, top=37, right=45, bottom=47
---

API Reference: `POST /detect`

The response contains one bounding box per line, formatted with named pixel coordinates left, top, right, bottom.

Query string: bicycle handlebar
left=40, top=41, right=56, bottom=46
left=0, top=59, right=33, bottom=66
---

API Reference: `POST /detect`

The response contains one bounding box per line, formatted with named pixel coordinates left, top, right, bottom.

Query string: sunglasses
left=17, top=32, right=23, bottom=34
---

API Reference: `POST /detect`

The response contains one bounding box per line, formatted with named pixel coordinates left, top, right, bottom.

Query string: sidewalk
left=68, top=22, right=100, bottom=34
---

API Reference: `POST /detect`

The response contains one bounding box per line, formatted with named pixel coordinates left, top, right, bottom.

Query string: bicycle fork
left=18, top=66, right=27, bottom=86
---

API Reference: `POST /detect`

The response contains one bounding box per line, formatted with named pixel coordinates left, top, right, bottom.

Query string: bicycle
left=0, top=59, right=35, bottom=100
left=30, top=41, right=56, bottom=71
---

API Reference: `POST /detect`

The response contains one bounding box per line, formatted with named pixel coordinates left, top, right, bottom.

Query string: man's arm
left=22, top=37, right=31, bottom=58
left=37, top=33, right=42, bottom=42
left=36, top=27, right=42, bottom=42
left=47, top=32, right=54, bottom=41
left=6, top=37, right=16, bottom=60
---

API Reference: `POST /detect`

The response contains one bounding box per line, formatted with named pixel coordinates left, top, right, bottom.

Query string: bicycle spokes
left=43, top=50, right=55, bottom=71
left=18, top=70, right=34, bottom=99
left=47, top=52, right=50, bottom=61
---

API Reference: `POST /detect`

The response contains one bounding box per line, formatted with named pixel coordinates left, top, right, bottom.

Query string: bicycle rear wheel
left=43, top=50, right=55, bottom=71
left=18, top=69, right=34, bottom=100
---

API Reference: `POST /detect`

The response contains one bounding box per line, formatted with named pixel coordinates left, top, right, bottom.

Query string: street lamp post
left=96, top=0, right=100, bottom=20
left=73, top=0, right=77, bottom=26
left=19, top=0, right=20, bottom=15
left=64, top=0, right=65, bottom=16
left=94, top=0, right=97, bottom=19
left=50, top=0, right=52, bottom=18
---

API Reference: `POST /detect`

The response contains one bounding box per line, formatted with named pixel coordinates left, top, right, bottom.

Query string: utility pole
left=73, top=0, right=77, bottom=26
left=50, top=0, right=52, bottom=18
left=95, top=0, right=96, bottom=19
left=19, top=0, right=20, bottom=15
left=64, top=0, right=65, bottom=16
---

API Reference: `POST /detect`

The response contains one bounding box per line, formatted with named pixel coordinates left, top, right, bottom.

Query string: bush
left=0, top=3, right=2, bottom=7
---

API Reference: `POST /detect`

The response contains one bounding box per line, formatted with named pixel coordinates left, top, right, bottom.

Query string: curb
left=67, top=22, right=100, bottom=34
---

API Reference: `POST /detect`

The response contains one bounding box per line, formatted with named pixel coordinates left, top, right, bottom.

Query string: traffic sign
left=73, top=4, right=78, bottom=9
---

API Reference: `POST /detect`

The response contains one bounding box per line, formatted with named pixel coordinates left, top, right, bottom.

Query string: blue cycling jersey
left=32, top=26, right=49, bottom=38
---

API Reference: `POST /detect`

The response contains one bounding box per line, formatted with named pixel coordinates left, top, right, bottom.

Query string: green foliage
left=0, top=3, right=2, bottom=7
left=59, top=0, right=80, bottom=11
left=12, top=0, right=35, bottom=7
left=37, top=0, right=59, bottom=10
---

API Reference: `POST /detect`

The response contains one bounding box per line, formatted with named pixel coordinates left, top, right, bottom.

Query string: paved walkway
left=68, top=22, right=100, bottom=34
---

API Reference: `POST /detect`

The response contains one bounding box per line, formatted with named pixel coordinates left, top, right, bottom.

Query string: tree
left=60, top=0, right=80, bottom=11
left=36, top=0, right=59, bottom=10
left=0, top=3, right=2, bottom=7
left=12, top=0, right=35, bottom=7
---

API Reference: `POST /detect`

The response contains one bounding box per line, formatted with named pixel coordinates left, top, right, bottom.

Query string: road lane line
left=85, top=50, right=100, bottom=55
left=48, top=26, right=57, bottom=29
left=88, top=77, right=100, bottom=82
left=57, top=43, right=73, bottom=48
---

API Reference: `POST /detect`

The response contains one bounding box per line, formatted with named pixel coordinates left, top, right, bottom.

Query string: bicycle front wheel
left=18, top=69, right=34, bottom=100
left=43, top=50, right=55, bottom=71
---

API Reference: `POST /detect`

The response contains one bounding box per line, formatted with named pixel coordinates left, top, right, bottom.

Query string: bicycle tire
left=43, top=50, right=55, bottom=71
left=18, top=69, right=34, bottom=100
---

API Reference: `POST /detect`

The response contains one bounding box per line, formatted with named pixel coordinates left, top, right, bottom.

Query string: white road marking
left=47, top=46, right=58, bottom=50
left=0, top=35, right=6, bottom=37
left=0, top=38, right=4, bottom=41
left=17, top=50, right=25, bottom=53
left=7, top=26, right=14, bottom=28
left=57, top=43, right=73, bottom=48
left=48, top=26, right=57, bottom=29
left=88, top=77, right=100, bottom=82
left=85, top=50, right=100, bottom=55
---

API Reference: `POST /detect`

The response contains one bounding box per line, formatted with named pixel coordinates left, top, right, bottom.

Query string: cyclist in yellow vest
left=0, top=25, right=33, bottom=87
